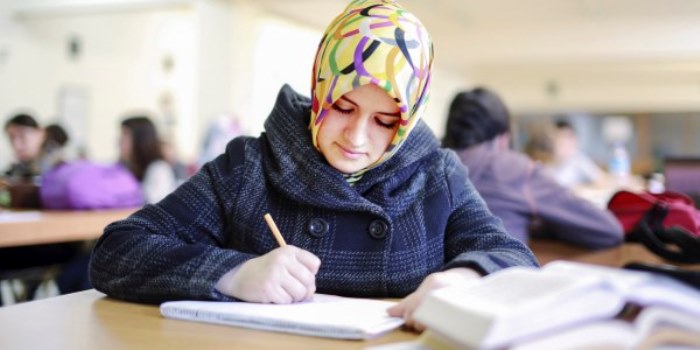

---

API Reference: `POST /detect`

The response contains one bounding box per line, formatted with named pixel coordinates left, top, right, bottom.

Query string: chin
left=337, top=166, right=362, bottom=174
left=331, top=162, right=364, bottom=175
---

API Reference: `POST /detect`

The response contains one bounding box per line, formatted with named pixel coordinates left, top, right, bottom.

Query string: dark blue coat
left=90, top=85, right=537, bottom=303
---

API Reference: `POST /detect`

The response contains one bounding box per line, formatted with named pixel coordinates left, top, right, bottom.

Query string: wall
left=0, top=3, right=196, bottom=168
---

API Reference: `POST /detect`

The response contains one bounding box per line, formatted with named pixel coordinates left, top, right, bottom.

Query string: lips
left=337, top=143, right=365, bottom=160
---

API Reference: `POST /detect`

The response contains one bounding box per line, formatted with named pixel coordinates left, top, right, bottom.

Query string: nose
left=344, top=115, right=368, bottom=147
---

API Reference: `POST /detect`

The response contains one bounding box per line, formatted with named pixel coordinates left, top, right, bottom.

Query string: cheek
left=316, top=123, right=329, bottom=148
left=370, top=126, right=396, bottom=150
left=316, top=114, right=342, bottom=144
left=119, top=137, right=131, bottom=157
left=10, top=137, right=24, bottom=149
left=30, top=134, right=44, bottom=149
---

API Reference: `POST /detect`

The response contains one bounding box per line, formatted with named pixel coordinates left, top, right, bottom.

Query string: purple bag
left=40, top=161, right=144, bottom=209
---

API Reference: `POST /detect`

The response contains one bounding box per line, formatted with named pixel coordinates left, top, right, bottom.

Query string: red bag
left=608, top=190, right=700, bottom=263
left=608, top=190, right=700, bottom=236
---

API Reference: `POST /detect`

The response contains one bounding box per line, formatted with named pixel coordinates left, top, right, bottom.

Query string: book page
left=511, top=319, right=633, bottom=350
left=0, top=211, right=42, bottom=223
left=160, top=294, right=403, bottom=340
left=544, top=261, right=700, bottom=316
left=512, top=305, right=700, bottom=350
left=634, top=305, right=700, bottom=343
left=435, top=267, right=602, bottom=313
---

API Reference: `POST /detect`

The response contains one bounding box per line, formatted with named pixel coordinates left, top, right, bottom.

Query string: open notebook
left=160, top=293, right=403, bottom=340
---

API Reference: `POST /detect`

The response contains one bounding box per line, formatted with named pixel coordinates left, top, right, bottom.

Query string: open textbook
left=160, top=293, right=403, bottom=340
left=410, top=260, right=700, bottom=349
left=512, top=304, right=700, bottom=350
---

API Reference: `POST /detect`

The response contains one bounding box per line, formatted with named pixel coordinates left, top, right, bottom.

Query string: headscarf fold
left=310, top=0, right=433, bottom=176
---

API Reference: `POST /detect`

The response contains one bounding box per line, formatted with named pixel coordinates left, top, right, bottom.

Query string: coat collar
left=261, top=85, right=439, bottom=214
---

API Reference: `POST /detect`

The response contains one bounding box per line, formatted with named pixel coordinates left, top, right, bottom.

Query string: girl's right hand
left=216, top=245, right=321, bottom=303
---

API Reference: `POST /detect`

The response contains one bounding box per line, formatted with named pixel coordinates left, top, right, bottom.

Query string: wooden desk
left=0, top=242, right=696, bottom=349
left=529, top=239, right=700, bottom=270
left=0, top=290, right=416, bottom=350
left=0, top=208, right=136, bottom=247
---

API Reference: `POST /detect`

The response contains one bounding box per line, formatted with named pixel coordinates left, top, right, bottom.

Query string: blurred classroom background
left=2, top=0, right=700, bottom=176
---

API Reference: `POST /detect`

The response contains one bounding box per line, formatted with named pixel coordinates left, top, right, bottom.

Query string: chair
left=0, top=266, right=61, bottom=306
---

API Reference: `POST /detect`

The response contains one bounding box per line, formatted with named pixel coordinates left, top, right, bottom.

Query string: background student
left=4, top=115, right=72, bottom=180
left=442, top=87, right=623, bottom=249
left=526, top=118, right=605, bottom=188
left=2, top=115, right=89, bottom=302
left=40, top=123, right=71, bottom=171
left=118, top=116, right=177, bottom=204
left=4, top=113, right=46, bottom=179
left=90, top=0, right=537, bottom=331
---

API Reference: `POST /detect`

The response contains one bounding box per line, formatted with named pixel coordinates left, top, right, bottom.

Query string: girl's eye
left=332, top=105, right=353, bottom=114
left=375, top=118, right=398, bottom=129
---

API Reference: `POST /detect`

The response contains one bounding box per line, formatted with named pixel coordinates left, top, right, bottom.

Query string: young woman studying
left=89, top=0, right=537, bottom=331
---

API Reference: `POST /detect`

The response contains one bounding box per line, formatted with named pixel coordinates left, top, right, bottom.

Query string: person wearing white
left=119, top=116, right=177, bottom=204
left=550, top=152, right=604, bottom=187
left=550, top=119, right=604, bottom=187
left=141, top=159, right=177, bottom=203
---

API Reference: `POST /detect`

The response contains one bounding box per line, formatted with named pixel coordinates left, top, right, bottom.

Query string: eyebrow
left=340, top=96, right=401, bottom=118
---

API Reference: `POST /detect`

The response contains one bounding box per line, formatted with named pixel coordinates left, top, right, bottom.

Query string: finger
left=287, top=260, right=317, bottom=287
left=403, top=318, right=416, bottom=331
left=413, top=321, right=426, bottom=333
left=387, top=300, right=406, bottom=317
left=293, top=248, right=321, bottom=274
left=403, top=317, right=425, bottom=333
left=303, top=282, right=316, bottom=301
left=402, top=308, right=417, bottom=330
left=280, top=273, right=311, bottom=303
left=287, top=266, right=316, bottom=301
left=399, top=295, right=421, bottom=324
left=269, top=284, right=294, bottom=304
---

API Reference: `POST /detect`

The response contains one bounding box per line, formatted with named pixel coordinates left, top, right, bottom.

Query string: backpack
left=40, top=161, right=144, bottom=210
left=608, top=190, right=700, bottom=264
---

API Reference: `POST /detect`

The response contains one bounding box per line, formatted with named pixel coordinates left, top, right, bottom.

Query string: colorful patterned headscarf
left=310, top=0, right=433, bottom=175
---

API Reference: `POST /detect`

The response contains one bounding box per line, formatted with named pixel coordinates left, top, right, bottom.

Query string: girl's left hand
left=387, top=267, right=481, bottom=332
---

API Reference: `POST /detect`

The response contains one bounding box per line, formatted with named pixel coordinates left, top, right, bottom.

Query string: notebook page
left=160, top=294, right=404, bottom=340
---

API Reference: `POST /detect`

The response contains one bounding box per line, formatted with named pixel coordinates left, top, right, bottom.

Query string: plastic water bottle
left=648, top=173, right=665, bottom=194
left=608, top=142, right=630, bottom=184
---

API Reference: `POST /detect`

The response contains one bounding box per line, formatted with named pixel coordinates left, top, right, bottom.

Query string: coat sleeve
left=441, top=152, right=539, bottom=274
left=528, top=165, right=624, bottom=249
left=89, top=138, right=256, bottom=303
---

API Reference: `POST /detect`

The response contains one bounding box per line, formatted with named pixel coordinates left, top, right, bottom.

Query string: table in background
left=529, top=239, right=700, bottom=270
left=1, top=242, right=697, bottom=349
left=0, top=208, right=136, bottom=247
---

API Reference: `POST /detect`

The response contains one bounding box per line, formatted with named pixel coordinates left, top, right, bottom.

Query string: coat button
left=368, top=219, right=388, bottom=239
left=308, top=218, right=329, bottom=238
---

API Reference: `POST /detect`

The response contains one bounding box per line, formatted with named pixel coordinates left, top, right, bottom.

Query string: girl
left=119, top=116, right=177, bottom=203
left=90, top=0, right=537, bottom=330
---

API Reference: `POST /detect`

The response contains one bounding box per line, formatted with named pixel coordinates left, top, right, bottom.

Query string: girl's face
left=118, top=127, right=133, bottom=162
left=317, top=84, right=401, bottom=174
